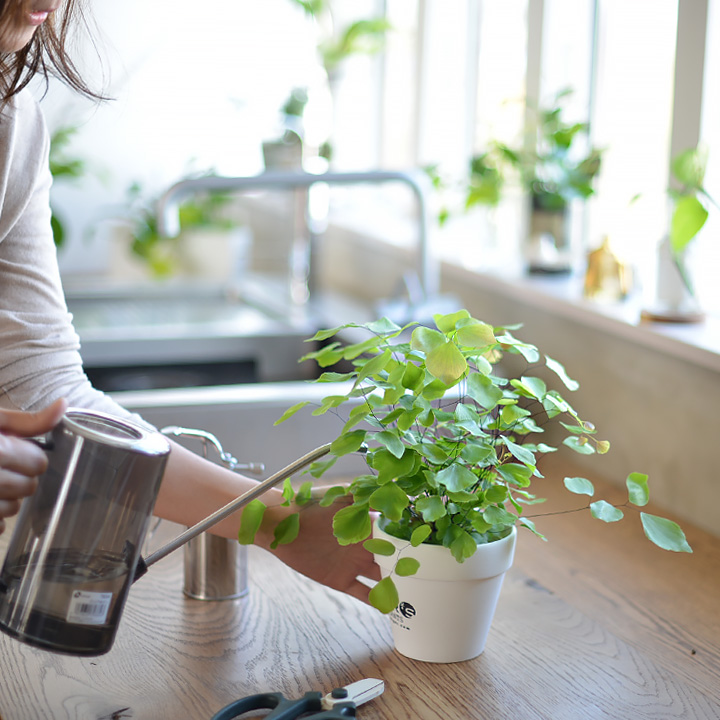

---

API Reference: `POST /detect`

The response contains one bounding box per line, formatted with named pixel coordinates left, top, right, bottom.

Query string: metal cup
left=159, top=426, right=263, bottom=603
left=183, top=534, right=248, bottom=601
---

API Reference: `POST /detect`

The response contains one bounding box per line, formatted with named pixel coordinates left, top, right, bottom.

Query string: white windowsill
left=442, top=261, right=720, bottom=375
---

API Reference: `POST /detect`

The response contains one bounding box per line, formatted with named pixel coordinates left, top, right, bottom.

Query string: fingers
left=0, top=434, right=48, bottom=477
left=0, top=472, right=38, bottom=529
left=0, top=397, right=67, bottom=438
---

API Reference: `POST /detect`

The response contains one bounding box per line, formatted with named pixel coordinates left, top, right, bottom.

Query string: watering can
left=0, top=408, right=329, bottom=656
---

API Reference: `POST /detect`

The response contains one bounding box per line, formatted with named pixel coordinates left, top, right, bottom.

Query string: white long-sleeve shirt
left=0, top=88, right=132, bottom=418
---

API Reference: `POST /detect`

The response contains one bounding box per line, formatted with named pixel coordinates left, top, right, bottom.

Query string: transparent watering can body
left=0, top=408, right=330, bottom=657
left=0, top=409, right=170, bottom=656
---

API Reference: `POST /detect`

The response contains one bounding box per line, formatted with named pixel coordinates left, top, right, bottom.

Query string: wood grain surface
left=0, top=456, right=718, bottom=719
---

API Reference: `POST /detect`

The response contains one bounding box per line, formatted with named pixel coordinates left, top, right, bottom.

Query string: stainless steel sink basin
left=65, top=279, right=320, bottom=391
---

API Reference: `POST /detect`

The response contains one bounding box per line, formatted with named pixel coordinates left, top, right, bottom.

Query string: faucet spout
left=156, top=169, right=438, bottom=302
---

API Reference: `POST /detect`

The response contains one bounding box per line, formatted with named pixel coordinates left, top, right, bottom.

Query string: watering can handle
left=133, top=442, right=332, bottom=582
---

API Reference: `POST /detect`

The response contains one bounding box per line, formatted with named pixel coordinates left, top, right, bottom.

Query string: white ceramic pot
left=372, top=523, right=517, bottom=663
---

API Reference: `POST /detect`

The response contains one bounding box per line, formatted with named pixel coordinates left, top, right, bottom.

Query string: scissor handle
left=211, top=691, right=324, bottom=720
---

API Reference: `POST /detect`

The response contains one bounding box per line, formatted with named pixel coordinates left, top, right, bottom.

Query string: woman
left=0, top=1, right=379, bottom=603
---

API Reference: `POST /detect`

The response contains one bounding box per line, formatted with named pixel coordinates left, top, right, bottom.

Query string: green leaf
left=626, top=472, right=650, bottom=507
left=563, top=436, right=595, bottom=455
left=590, top=500, right=624, bottom=522
left=363, top=538, right=396, bottom=556
left=303, top=343, right=344, bottom=368
left=460, top=440, right=495, bottom=465
left=418, top=441, right=449, bottom=464
left=560, top=421, right=585, bottom=435
left=311, top=394, right=347, bottom=416
left=497, top=333, right=540, bottom=363
left=467, top=372, right=504, bottom=409
left=640, top=513, right=693, bottom=553
left=448, top=528, right=479, bottom=562
left=415, top=495, right=447, bottom=522
left=395, top=557, right=421, bottom=576
left=500, top=403, right=531, bottom=426
left=237, top=499, right=266, bottom=544
left=456, top=319, right=496, bottom=348
left=309, top=456, right=338, bottom=478
left=281, top=477, right=295, bottom=506
left=411, top=525, right=432, bottom=546
left=342, top=336, right=385, bottom=361
left=421, top=378, right=448, bottom=400
left=426, top=342, right=468, bottom=385
left=332, top=504, right=373, bottom=545
left=497, top=463, right=533, bottom=487
left=371, top=448, right=418, bottom=483
left=671, top=195, right=708, bottom=254
left=397, top=406, right=423, bottom=433
left=369, top=482, right=410, bottom=522
left=355, top=348, right=392, bottom=386
left=564, top=476, right=595, bottom=496
left=330, top=429, right=367, bottom=456
left=672, top=144, right=707, bottom=188
left=401, top=362, right=424, bottom=391
left=375, top=430, right=405, bottom=459
left=369, top=576, right=399, bottom=613
left=274, top=401, right=310, bottom=425
left=410, top=326, right=446, bottom=354
left=309, top=324, right=348, bottom=342
left=483, top=505, right=517, bottom=526
left=519, top=518, right=546, bottom=539
left=435, top=464, right=477, bottom=492
left=295, top=481, right=313, bottom=506
left=434, top=309, right=471, bottom=333
left=545, top=355, right=579, bottom=391
left=518, top=375, right=547, bottom=400
left=319, top=485, right=348, bottom=507
left=502, top=437, right=536, bottom=466
left=315, top=371, right=356, bottom=383
left=485, top=485, right=508, bottom=503
left=270, top=513, right=300, bottom=549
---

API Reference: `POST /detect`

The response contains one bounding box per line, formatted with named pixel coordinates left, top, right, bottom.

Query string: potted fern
left=239, top=310, right=691, bottom=663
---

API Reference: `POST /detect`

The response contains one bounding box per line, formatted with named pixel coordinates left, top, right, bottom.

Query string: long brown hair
left=0, top=0, right=103, bottom=101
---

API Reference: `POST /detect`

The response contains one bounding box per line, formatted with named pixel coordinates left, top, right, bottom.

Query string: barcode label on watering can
left=66, top=591, right=113, bottom=625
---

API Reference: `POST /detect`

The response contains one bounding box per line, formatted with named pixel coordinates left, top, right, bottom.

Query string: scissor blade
left=321, top=678, right=385, bottom=710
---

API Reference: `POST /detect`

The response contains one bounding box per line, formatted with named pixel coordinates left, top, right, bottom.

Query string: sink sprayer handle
left=132, top=442, right=332, bottom=582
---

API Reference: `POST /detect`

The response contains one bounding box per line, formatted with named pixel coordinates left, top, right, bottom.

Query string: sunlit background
left=39, top=0, right=719, bottom=315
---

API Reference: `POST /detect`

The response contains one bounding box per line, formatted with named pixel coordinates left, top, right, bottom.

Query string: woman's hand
left=257, top=496, right=382, bottom=606
left=0, top=398, right=67, bottom=535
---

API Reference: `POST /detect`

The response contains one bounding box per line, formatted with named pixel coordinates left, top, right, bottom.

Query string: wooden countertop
left=0, top=459, right=718, bottom=719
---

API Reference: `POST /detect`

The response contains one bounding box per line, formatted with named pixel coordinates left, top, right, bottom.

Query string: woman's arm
left=155, top=441, right=380, bottom=604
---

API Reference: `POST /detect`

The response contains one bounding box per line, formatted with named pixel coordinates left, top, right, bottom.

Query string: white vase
left=372, top=523, right=517, bottom=663
left=642, top=236, right=704, bottom=323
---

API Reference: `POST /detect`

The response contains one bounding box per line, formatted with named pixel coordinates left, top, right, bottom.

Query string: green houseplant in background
left=290, top=0, right=391, bottom=163
left=122, top=180, right=238, bottom=279
left=667, top=143, right=717, bottom=298
left=425, top=152, right=504, bottom=228
left=496, top=89, right=603, bottom=272
left=49, top=125, right=88, bottom=249
left=239, top=309, right=691, bottom=663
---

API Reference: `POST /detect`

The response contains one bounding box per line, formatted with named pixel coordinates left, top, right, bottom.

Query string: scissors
left=210, top=677, right=384, bottom=720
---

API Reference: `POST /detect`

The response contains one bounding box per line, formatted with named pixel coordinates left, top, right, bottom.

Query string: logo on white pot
left=398, top=602, right=416, bottom=619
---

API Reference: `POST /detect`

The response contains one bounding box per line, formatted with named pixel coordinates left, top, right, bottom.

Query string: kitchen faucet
left=155, top=169, right=441, bottom=321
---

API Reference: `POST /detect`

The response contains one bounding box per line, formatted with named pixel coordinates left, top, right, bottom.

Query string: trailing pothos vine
left=238, top=310, right=692, bottom=613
